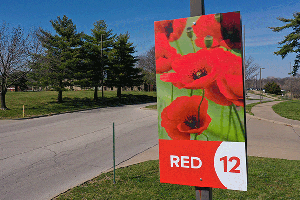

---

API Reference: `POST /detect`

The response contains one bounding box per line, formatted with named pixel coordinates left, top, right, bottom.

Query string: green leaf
left=199, top=99, right=245, bottom=142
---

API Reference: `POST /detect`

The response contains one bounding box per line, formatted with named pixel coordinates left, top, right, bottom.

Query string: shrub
left=264, top=81, right=282, bottom=95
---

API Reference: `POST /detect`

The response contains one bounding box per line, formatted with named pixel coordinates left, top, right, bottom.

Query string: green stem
left=190, top=89, right=193, bottom=97
left=232, top=105, right=245, bottom=140
left=190, top=38, right=196, bottom=53
left=171, top=84, right=173, bottom=102
left=221, top=106, right=224, bottom=134
left=198, top=89, right=205, bottom=125
left=227, top=105, right=233, bottom=141
left=175, top=40, right=183, bottom=55
left=231, top=106, right=238, bottom=141
left=202, top=133, right=209, bottom=141
left=190, top=133, right=197, bottom=140
left=195, top=89, right=205, bottom=140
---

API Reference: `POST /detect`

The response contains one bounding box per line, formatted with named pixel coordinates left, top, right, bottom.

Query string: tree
left=244, top=56, right=260, bottom=89
left=245, top=56, right=259, bottom=80
left=106, top=33, right=143, bottom=99
left=8, top=71, right=28, bottom=91
left=269, top=12, right=300, bottom=76
left=137, top=46, right=156, bottom=91
left=264, top=81, right=282, bottom=95
left=76, top=20, right=115, bottom=100
left=0, top=23, right=39, bottom=109
left=35, top=15, right=83, bottom=103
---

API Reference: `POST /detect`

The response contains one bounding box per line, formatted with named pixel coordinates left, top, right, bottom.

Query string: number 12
left=220, top=156, right=241, bottom=173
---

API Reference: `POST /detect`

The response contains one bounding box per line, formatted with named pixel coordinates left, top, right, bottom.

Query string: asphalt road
left=0, top=103, right=158, bottom=200
left=0, top=94, right=280, bottom=200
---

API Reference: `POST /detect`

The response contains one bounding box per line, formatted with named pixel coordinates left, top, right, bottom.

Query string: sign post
left=190, top=1, right=212, bottom=199
left=155, top=0, right=247, bottom=198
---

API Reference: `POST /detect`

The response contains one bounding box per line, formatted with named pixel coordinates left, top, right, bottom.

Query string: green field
left=0, top=90, right=157, bottom=119
left=272, top=100, right=300, bottom=121
left=54, top=157, right=300, bottom=200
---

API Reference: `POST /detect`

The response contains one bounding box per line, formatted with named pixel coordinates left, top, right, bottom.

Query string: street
left=0, top=103, right=158, bottom=200
left=1, top=94, right=299, bottom=199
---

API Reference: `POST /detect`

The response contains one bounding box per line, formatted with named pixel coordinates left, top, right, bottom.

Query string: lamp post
left=260, top=68, right=265, bottom=103
left=255, top=73, right=258, bottom=90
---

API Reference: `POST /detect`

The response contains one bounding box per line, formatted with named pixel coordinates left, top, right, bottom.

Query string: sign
left=155, top=11, right=247, bottom=191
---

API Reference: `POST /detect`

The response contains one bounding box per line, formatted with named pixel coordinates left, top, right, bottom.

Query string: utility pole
left=190, top=1, right=212, bottom=200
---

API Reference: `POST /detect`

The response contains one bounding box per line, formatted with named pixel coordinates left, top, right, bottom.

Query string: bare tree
left=137, top=46, right=156, bottom=90
left=245, top=56, right=260, bottom=80
left=244, top=56, right=260, bottom=89
left=0, top=23, right=39, bottom=109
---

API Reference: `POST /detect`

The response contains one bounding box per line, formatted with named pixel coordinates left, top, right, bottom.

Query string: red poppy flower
left=220, top=12, right=242, bottom=50
left=193, top=12, right=241, bottom=50
left=193, top=14, right=223, bottom=48
left=204, top=82, right=232, bottom=106
left=209, top=48, right=244, bottom=107
left=160, top=48, right=244, bottom=107
left=214, top=50, right=244, bottom=107
left=161, top=96, right=211, bottom=140
left=155, top=18, right=187, bottom=42
left=160, top=48, right=217, bottom=89
left=155, top=33, right=181, bottom=74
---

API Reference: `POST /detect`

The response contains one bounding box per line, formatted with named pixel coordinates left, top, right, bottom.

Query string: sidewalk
left=118, top=101, right=300, bottom=168
left=251, top=101, right=300, bottom=128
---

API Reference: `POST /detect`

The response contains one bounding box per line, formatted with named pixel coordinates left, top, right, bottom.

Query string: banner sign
left=155, top=11, right=247, bottom=191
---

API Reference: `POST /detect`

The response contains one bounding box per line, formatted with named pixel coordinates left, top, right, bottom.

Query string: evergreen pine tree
left=36, top=15, right=83, bottom=103
left=76, top=20, right=114, bottom=101
left=269, top=12, right=300, bottom=76
left=107, top=33, right=143, bottom=99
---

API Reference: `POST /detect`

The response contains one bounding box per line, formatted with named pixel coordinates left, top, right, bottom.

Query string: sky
left=1, top=0, right=299, bottom=78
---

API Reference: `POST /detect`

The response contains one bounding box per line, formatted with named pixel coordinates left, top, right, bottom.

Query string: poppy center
left=164, top=22, right=173, bottom=39
left=221, top=26, right=241, bottom=44
left=191, top=68, right=207, bottom=80
left=184, top=115, right=200, bottom=129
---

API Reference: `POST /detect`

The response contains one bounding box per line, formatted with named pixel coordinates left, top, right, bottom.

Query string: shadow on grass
left=48, top=94, right=157, bottom=110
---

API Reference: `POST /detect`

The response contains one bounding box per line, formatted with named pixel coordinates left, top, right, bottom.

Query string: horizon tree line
left=0, top=15, right=144, bottom=109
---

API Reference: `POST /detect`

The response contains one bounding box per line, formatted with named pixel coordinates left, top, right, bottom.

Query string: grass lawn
left=272, top=100, right=300, bottom=121
left=53, top=157, right=300, bottom=200
left=0, top=90, right=156, bottom=119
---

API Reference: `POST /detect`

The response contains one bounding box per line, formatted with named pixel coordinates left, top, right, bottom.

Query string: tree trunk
left=0, top=90, right=7, bottom=110
left=1, top=79, right=8, bottom=109
left=57, top=90, right=63, bottom=103
left=117, top=87, right=122, bottom=100
left=94, top=86, right=98, bottom=101
left=57, top=80, right=63, bottom=103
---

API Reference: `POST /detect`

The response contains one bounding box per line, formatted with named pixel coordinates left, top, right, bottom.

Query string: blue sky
left=1, top=0, right=299, bottom=78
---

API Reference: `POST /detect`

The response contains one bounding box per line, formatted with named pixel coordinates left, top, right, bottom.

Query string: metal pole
left=243, top=25, right=246, bottom=95
left=190, top=0, right=205, bottom=16
left=101, top=34, right=104, bottom=100
left=260, top=68, right=265, bottom=103
left=290, top=62, right=292, bottom=100
left=190, top=1, right=212, bottom=199
left=113, top=122, right=116, bottom=184
left=260, top=68, right=262, bottom=103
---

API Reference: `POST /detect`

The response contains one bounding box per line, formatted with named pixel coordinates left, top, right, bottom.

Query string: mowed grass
left=54, top=157, right=300, bottom=200
left=0, top=90, right=157, bottom=119
left=272, top=100, right=300, bottom=121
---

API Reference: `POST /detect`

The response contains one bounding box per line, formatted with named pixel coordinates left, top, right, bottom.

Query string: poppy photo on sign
left=155, top=11, right=245, bottom=142
left=155, top=11, right=247, bottom=191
